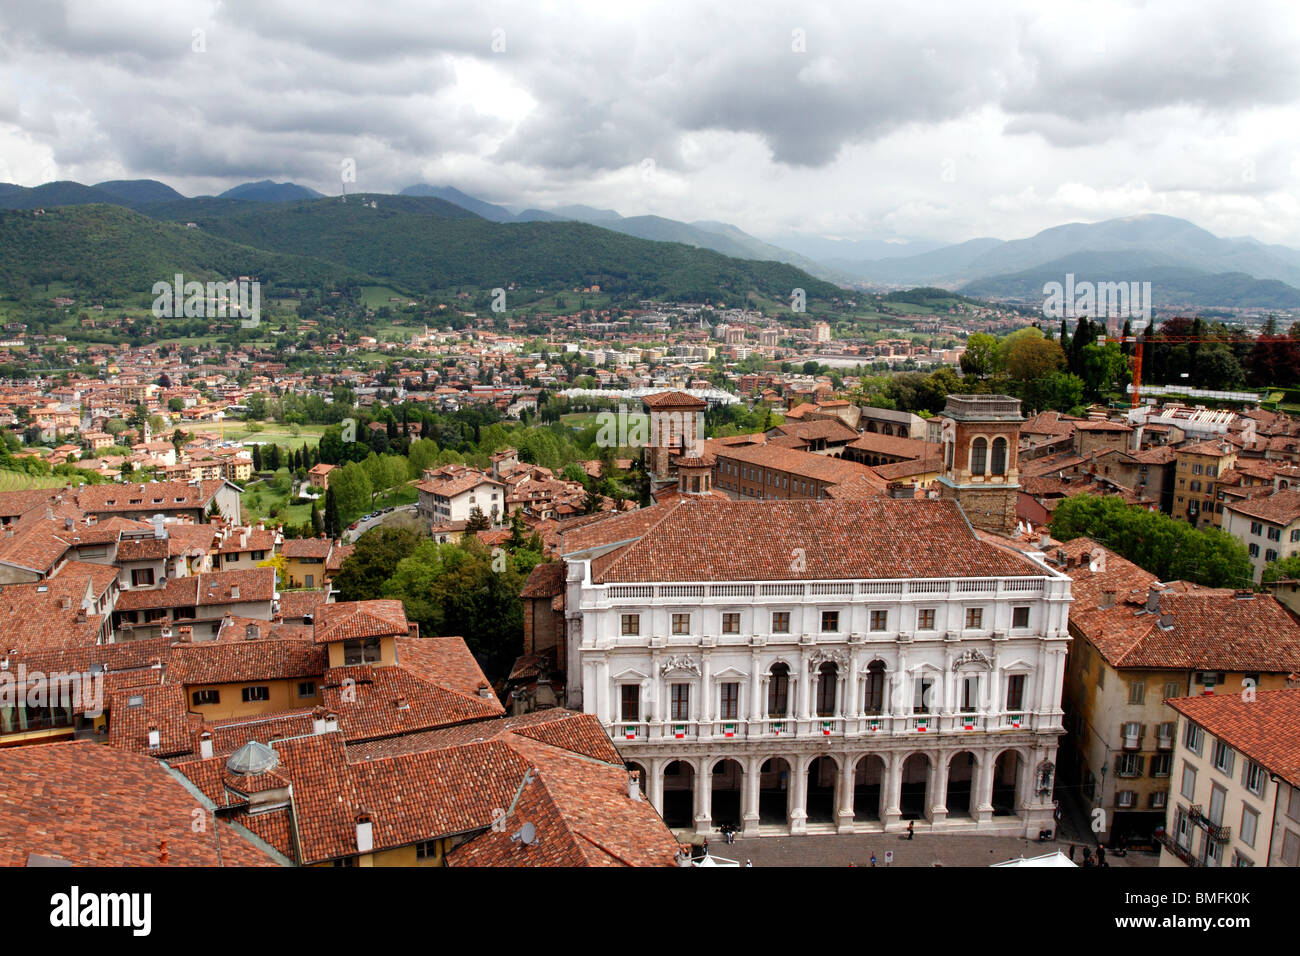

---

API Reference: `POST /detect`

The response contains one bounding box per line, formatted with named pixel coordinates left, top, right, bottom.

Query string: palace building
left=556, top=496, right=1072, bottom=838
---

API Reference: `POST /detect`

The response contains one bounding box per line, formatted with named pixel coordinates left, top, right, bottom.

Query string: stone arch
left=899, top=751, right=932, bottom=820
left=757, top=755, right=795, bottom=825
left=945, top=750, right=980, bottom=817
left=991, top=746, right=1032, bottom=817
left=661, top=758, right=698, bottom=829
left=709, top=757, right=745, bottom=829
left=853, top=753, right=887, bottom=821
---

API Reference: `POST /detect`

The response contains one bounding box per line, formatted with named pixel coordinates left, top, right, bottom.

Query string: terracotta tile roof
left=278, top=588, right=331, bottom=621
left=586, top=498, right=1045, bottom=583
left=707, top=440, right=887, bottom=492
left=773, top=420, right=860, bottom=444
left=394, top=636, right=495, bottom=701
left=0, top=742, right=277, bottom=866
left=169, top=637, right=327, bottom=686
left=76, top=479, right=230, bottom=514
left=1224, top=489, right=1300, bottom=525
left=282, top=537, right=333, bottom=559
left=1064, top=538, right=1300, bottom=672
left=447, top=734, right=679, bottom=867
left=846, top=432, right=932, bottom=459
left=117, top=537, right=170, bottom=561
left=320, top=662, right=502, bottom=742
left=1168, top=688, right=1300, bottom=788
left=520, top=561, right=566, bottom=599
left=313, top=599, right=409, bottom=644
left=108, top=683, right=196, bottom=757
left=641, top=390, right=707, bottom=409
left=326, top=544, right=354, bottom=572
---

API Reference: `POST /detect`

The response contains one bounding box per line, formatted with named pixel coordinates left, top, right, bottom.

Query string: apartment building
left=1222, top=490, right=1300, bottom=581
left=1172, top=441, right=1237, bottom=529
left=1160, top=689, right=1300, bottom=867
left=1058, top=538, right=1300, bottom=843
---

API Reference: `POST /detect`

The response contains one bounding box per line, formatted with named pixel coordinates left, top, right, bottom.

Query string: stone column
left=649, top=758, right=666, bottom=816
left=974, top=747, right=995, bottom=824
left=789, top=755, right=808, bottom=834
left=742, top=756, right=762, bottom=837
left=930, top=752, right=950, bottom=826
left=700, top=654, right=712, bottom=732
left=836, top=757, right=856, bottom=832
left=749, top=651, right=763, bottom=729
left=797, top=653, right=812, bottom=723
left=845, top=656, right=860, bottom=731
left=884, top=750, right=904, bottom=830
left=694, top=760, right=712, bottom=835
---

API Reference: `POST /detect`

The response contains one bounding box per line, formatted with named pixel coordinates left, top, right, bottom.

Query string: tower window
left=970, top=437, right=988, bottom=476
left=991, top=437, right=1007, bottom=476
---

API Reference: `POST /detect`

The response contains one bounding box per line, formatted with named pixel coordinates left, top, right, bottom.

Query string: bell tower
left=936, top=394, right=1022, bottom=534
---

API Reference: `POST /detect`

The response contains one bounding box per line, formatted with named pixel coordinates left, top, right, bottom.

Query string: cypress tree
left=324, top=486, right=341, bottom=538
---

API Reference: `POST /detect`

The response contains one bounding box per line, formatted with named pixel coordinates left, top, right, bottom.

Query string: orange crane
left=1104, top=329, right=1300, bottom=408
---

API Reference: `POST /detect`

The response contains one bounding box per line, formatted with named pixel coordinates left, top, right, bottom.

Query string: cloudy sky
left=2, top=0, right=1300, bottom=246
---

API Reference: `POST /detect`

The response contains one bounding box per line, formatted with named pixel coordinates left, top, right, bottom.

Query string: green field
left=0, top=470, right=84, bottom=491
left=223, top=422, right=329, bottom=447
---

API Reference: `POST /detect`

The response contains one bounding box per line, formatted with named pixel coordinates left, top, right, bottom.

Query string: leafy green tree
left=333, top=526, right=422, bottom=600
left=1261, top=555, right=1300, bottom=584
left=324, top=486, right=341, bottom=538
left=959, top=333, right=1000, bottom=379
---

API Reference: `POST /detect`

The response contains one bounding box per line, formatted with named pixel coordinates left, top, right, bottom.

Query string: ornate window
left=970, top=437, right=988, bottom=476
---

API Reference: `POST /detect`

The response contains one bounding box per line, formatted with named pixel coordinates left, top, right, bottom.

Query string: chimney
left=355, top=811, right=374, bottom=854
left=178, top=625, right=193, bottom=643
left=312, top=708, right=328, bottom=735
left=477, top=683, right=493, bottom=699
left=1233, top=589, right=1255, bottom=601
left=160, top=622, right=172, bottom=639
left=153, top=514, right=165, bottom=539
left=64, top=517, right=74, bottom=531
left=59, top=596, right=72, bottom=610
left=324, top=712, right=339, bottom=733
left=1146, top=586, right=1161, bottom=613
left=628, top=770, right=642, bottom=801
left=1158, top=612, right=1174, bottom=629
left=150, top=656, right=162, bottom=670
left=887, top=481, right=916, bottom=500
left=1038, top=531, right=1051, bottom=550
left=1101, top=590, right=1116, bottom=609
left=244, top=623, right=259, bottom=641
left=395, top=694, right=409, bottom=710
left=147, top=724, right=160, bottom=749
left=198, top=731, right=213, bottom=760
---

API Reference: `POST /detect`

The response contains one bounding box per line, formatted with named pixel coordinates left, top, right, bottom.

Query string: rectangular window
left=1150, top=791, right=1168, bottom=810
left=1243, top=760, right=1265, bottom=797
left=917, top=608, right=936, bottom=630
left=1116, top=790, right=1135, bottom=808
left=297, top=681, right=316, bottom=698
left=869, top=609, right=888, bottom=632
left=820, top=610, right=839, bottom=632
left=671, top=613, right=690, bottom=635
left=1249, top=543, right=1260, bottom=558
left=1164, top=681, right=1182, bottom=700
left=771, top=611, right=790, bottom=633
left=1241, top=806, right=1259, bottom=849
left=1283, top=829, right=1300, bottom=867
left=1288, top=787, right=1300, bottom=824
left=242, top=686, right=270, bottom=703
left=1006, top=674, right=1026, bottom=711
left=1213, top=740, right=1235, bottom=776
left=620, top=685, right=640, bottom=722
left=722, top=613, right=741, bottom=634
left=1184, top=722, right=1204, bottom=756
left=960, top=675, right=978, bottom=712
left=620, top=614, right=640, bottom=636
left=670, top=683, right=690, bottom=722
left=415, top=840, right=439, bottom=861
left=131, top=568, right=155, bottom=587
left=343, top=637, right=382, bottom=665
left=1116, top=753, right=1143, bottom=777
left=720, top=682, right=739, bottom=720
left=1181, top=762, right=1198, bottom=800
left=1012, top=606, right=1030, bottom=628
left=913, top=676, right=934, bottom=714
left=1268, top=527, right=1282, bottom=541
left=192, top=689, right=219, bottom=706
left=965, top=607, right=983, bottom=629
left=1149, top=753, right=1172, bottom=777
left=1128, top=681, right=1145, bottom=705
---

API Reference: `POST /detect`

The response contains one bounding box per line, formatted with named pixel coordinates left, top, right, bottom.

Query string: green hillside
left=0, top=204, right=367, bottom=302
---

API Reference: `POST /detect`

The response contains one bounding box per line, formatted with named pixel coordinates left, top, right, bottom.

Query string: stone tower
left=642, top=391, right=707, bottom=491
left=935, top=394, right=1022, bottom=534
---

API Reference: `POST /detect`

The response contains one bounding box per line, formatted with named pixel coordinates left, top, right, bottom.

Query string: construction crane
left=1105, top=329, right=1300, bottom=408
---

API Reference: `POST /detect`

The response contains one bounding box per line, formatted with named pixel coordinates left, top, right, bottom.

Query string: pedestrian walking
left=1068, top=843, right=1075, bottom=862
left=1096, top=845, right=1106, bottom=866
left=744, top=859, right=752, bottom=867
left=870, top=853, right=877, bottom=867
left=907, top=820, right=914, bottom=840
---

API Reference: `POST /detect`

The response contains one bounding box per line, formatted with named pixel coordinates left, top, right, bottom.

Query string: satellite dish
left=511, top=822, right=537, bottom=846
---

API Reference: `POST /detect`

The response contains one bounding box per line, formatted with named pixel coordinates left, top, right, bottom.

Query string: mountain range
left=2, top=177, right=1300, bottom=308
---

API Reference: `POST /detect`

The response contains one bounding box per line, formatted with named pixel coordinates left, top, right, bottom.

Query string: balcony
left=1188, top=805, right=1232, bottom=843
left=1155, top=829, right=1201, bottom=867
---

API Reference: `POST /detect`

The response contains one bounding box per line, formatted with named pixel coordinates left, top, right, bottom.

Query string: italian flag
left=916, top=718, right=928, bottom=732
left=868, top=719, right=881, bottom=732
left=724, top=724, right=735, bottom=737
left=822, top=721, right=832, bottom=736
left=773, top=722, right=783, bottom=736
left=1011, top=715, right=1022, bottom=729
left=674, top=726, right=685, bottom=739
left=963, top=717, right=975, bottom=730
left=624, top=726, right=636, bottom=739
